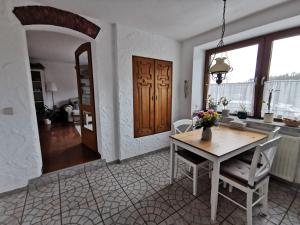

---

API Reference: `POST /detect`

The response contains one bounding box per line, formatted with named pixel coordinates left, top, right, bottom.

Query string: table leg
left=211, top=161, right=220, bottom=222
left=169, top=140, right=175, bottom=184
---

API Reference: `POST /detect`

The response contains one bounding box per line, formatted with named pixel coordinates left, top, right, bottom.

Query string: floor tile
left=225, top=208, right=275, bottom=225
left=123, top=179, right=157, bottom=204
left=177, top=198, right=223, bottom=225
left=281, top=195, right=300, bottom=225
left=126, top=156, right=151, bottom=168
left=108, top=162, right=135, bottom=175
left=85, top=166, right=113, bottom=181
left=89, top=175, right=122, bottom=196
left=27, top=174, right=59, bottom=201
left=22, top=195, right=61, bottom=225
left=60, top=184, right=98, bottom=213
left=113, top=170, right=143, bottom=187
left=269, top=179, right=296, bottom=208
left=143, top=170, right=171, bottom=192
left=59, top=165, right=85, bottom=179
left=103, top=206, right=145, bottom=225
left=0, top=190, right=27, bottom=225
left=158, top=212, right=190, bottom=225
left=61, top=208, right=103, bottom=225
left=176, top=174, right=211, bottom=196
left=133, top=162, right=164, bottom=179
left=59, top=172, right=89, bottom=193
left=253, top=200, right=287, bottom=224
left=146, top=156, right=170, bottom=172
left=84, top=160, right=107, bottom=173
left=134, top=192, right=176, bottom=225
left=22, top=214, right=61, bottom=225
left=157, top=182, right=195, bottom=211
left=93, top=188, right=133, bottom=220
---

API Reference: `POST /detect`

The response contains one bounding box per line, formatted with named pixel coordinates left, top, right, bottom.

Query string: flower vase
left=202, top=127, right=212, bottom=141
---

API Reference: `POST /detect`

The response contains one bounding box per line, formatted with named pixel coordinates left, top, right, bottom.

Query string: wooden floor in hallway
left=39, top=123, right=100, bottom=173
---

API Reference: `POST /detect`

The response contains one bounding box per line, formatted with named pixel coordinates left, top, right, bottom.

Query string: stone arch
left=13, top=5, right=100, bottom=39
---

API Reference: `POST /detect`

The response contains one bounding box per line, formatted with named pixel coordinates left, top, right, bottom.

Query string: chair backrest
left=173, top=119, right=193, bottom=134
left=267, top=126, right=281, bottom=140
left=248, top=136, right=281, bottom=186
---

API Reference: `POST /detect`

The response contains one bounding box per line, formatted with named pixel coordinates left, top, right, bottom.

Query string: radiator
left=271, top=135, right=300, bottom=183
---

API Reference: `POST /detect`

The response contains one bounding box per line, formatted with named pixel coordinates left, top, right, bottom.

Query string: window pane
left=263, top=36, right=300, bottom=119
left=208, top=44, right=258, bottom=115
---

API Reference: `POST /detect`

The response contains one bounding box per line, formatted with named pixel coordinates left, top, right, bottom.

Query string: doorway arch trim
left=13, top=5, right=100, bottom=39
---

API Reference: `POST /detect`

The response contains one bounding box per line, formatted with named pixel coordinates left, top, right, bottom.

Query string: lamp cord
left=209, top=0, right=227, bottom=68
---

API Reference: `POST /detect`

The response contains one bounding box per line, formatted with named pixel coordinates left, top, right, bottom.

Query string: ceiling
left=34, top=0, right=291, bottom=40
left=26, top=30, right=85, bottom=63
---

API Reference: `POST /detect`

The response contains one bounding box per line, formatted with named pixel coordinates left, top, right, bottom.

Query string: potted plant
left=194, top=109, right=219, bottom=141
left=219, top=96, right=231, bottom=117
left=263, top=89, right=279, bottom=123
left=207, top=95, right=219, bottom=111
left=237, top=104, right=248, bottom=119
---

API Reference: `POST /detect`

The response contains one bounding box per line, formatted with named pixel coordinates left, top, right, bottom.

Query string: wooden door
left=133, top=56, right=155, bottom=137
left=75, top=42, right=98, bottom=152
left=154, top=60, right=172, bottom=133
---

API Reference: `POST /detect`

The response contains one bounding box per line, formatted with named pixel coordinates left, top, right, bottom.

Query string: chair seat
left=220, top=158, right=269, bottom=188
left=176, top=149, right=207, bottom=164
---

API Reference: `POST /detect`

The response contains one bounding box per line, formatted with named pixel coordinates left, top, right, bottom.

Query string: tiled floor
left=0, top=149, right=299, bottom=225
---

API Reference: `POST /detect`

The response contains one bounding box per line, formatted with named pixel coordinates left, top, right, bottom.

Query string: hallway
left=39, top=124, right=100, bottom=173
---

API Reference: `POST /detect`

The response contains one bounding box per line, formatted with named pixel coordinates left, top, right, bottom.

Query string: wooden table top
left=170, top=126, right=267, bottom=157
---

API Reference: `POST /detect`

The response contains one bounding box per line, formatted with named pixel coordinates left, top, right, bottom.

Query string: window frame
left=203, top=26, right=300, bottom=119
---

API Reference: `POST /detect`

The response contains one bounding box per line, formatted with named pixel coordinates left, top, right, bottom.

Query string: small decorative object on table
left=194, top=110, right=219, bottom=141
left=263, top=89, right=279, bottom=123
left=219, top=96, right=231, bottom=117
left=237, top=103, right=248, bottom=119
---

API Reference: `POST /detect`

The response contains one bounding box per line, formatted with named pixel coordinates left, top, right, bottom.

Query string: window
left=208, top=44, right=258, bottom=115
left=203, top=26, right=300, bottom=119
left=262, top=35, right=300, bottom=119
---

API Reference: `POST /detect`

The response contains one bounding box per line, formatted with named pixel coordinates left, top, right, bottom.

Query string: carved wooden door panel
left=154, top=60, right=172, bottom=133
left=133, top=56, right=155, bottom=137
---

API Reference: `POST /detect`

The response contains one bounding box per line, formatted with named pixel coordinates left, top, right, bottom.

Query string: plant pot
left=44, top=118, right=51, bottom=125
left=201, top=127, right=212, bottom=141
left=264, top=113, right=274, bottom=123
left=237, top=111, right=247, bottom=119
left=222, top=109, right=230, bottom=117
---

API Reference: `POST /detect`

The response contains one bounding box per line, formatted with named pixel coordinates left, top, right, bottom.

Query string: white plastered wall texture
left=115, top=24, right=183, bottom=160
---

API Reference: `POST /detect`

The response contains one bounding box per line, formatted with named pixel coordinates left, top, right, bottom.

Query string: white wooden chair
left=218, top=136, right=281, bottom=225
left=236, top=127, right=281, bottom=165
left=173, top=119, right=210, bottom=196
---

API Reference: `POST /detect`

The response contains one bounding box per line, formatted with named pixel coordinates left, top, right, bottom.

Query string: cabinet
left=30, top=64, right=46, bottom=123
left=133, top=56, right=172, bottom=138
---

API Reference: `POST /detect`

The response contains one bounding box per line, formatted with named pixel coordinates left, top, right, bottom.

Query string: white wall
left=30, top=60, right=78, bottom=108
left=115, top=24, right=182, bottom=160
left=0, top=0, right=43, bottom=193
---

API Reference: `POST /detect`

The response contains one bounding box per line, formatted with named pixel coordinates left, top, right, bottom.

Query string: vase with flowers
left=219, top=96, right=231, bottom=117
left=194, top=110, right=219, bottom=141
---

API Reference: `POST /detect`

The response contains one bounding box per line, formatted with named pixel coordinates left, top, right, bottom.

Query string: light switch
left=2, top=107, right=14, bottom=115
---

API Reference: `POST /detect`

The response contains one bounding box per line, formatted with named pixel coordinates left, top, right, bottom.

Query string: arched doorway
left=13, top=5, right=102, bottom=173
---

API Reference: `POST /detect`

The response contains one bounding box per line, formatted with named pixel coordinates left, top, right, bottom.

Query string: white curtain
left=262, top=80, right=300, bottom=119
left=208, top=82, right=255, bottom=115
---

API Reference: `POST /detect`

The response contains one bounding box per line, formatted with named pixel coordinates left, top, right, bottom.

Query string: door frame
left=22, top=25, right=103, bottom=166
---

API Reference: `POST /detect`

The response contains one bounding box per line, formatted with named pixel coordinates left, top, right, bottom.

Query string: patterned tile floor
left=0, top=149, right=299, bottom=225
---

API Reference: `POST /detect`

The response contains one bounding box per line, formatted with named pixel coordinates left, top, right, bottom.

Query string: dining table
left=169, top=125, right=268, bottom=222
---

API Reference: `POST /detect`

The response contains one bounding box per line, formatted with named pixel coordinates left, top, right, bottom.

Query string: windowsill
left=221, top=116, right=300, bottom=137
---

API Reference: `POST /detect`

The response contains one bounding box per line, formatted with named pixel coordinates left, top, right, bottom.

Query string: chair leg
left=193, top=165, right=198, bottom=196
left=229, top=185, right=233, bottom=192
left=223, top=182, right=227, bottom=188
left=262, top=179, right=269, bottom=215
left=208, top=162, right=212, bottom=179
left=246, top=190, right=253, bottom=225
left=174, top=155, right=178, bottom=179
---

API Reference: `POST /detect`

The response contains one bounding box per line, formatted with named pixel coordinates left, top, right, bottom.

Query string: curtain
left=208, top=82, right=255, bottom=115
left=262, top=80, right=300, bottom=119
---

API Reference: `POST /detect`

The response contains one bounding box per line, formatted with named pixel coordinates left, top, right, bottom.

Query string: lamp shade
left=209, top=57, right=232, bottom=74
left=46, top=82, right=58, bottom=92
